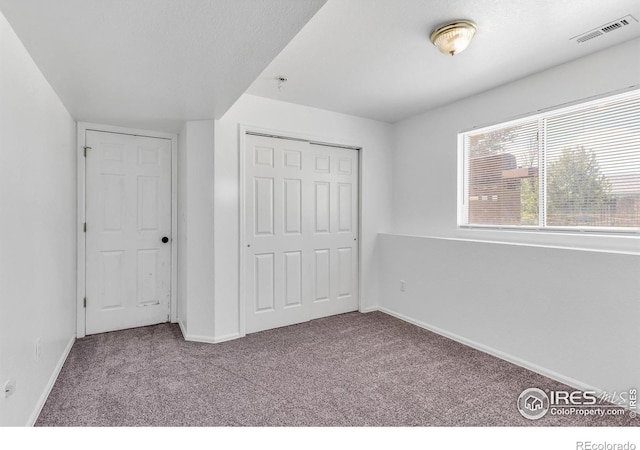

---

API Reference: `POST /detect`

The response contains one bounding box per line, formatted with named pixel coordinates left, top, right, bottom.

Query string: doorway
left=79, top=126, right=176, bottom=335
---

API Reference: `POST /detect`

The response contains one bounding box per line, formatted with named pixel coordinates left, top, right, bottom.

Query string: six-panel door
left=245, top=135, right=359, bottom=334
left=85, top=130, right=172, bottom=335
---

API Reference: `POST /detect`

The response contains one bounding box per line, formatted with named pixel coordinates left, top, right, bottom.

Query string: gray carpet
left=36, top=311, right=637, bottom=426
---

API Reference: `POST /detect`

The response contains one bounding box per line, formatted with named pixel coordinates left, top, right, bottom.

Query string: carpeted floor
left=36, top=311, right=637, bottom=426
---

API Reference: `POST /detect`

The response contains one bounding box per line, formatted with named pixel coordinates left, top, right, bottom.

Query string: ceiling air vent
left=571, top=15, right=638, bottom=44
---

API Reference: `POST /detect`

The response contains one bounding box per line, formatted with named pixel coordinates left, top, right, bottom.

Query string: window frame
left=457, top=87, right=640, bottom=236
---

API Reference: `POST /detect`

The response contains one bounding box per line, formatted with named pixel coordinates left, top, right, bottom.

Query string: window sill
left=455, top=226, right=640, bottom=255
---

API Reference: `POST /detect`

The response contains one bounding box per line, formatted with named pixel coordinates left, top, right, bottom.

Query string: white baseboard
left=177, top=318, right=188, bottom=339
left=183, top=334, right=216, bottom=344
left=178, top=319, right=240, bottom=344
left=181, top=333, right=241, bottom=344
left=27, top=334, right=75, bottom=426
left=375, top=306, right=607, bottom=397
left=213, top=332, right=241, bottom=344
left=359, top=306, right=379, bottom=313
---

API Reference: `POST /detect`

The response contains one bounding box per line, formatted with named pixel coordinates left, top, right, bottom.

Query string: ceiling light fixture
left=430, top=20, right=477, bottom=56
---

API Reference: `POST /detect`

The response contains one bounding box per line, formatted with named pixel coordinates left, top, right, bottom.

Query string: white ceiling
left=3, top=0, right=640, bottom=130
left=0, top=0, right=326, bottom=132
left=247, top=0, right=640, bottom=123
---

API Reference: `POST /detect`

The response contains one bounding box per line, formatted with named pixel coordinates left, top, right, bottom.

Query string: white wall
left=213, top=94, right=393, bottom=340
left=0, top=12, right=76, bottom=426
left=176, top=121, right=215, bottom=340
left=177, top=128, right=188, bottom=330
left=383, top=38, right=640, bottom=397
left=378, top=234, right=640, bottom=395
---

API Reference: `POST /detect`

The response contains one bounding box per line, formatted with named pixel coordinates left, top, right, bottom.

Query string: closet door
left=245, top=135, right=359, bottom=334
left=307, top=144, right=359, bottom=320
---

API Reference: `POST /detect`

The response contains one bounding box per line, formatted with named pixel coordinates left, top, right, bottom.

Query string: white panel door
left=307, top=144, right=359, bottom=320
left=85, top=130, right=172, bottom=334
left=245, top=135, right=359, bottom=334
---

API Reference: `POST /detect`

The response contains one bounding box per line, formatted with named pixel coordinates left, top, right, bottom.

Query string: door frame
left=76, top=122, right=178, bottom=338
left=238, top=124, right=363, bottom=337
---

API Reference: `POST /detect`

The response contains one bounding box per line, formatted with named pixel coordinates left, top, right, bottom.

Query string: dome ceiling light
left=430, top=20, right=477, bottom=56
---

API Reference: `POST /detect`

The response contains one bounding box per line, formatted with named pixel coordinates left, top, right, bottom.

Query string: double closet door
left=245, top=134, right=359, bottom=334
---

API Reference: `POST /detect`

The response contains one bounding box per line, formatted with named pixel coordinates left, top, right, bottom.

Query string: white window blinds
left=461, top=89, right=640, bottom=232
left=464, top=121, right=539, bottom=227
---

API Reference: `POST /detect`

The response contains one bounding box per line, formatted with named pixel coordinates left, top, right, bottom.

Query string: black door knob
left=162, top=236, right=169, bottom=243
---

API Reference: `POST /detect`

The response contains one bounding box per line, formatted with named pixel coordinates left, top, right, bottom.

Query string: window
left=460, top=89, right=640, bottom=233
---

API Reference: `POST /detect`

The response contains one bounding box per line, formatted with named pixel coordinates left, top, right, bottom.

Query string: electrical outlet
left=400, top=280, right=406, bottom=292
left=3, top=379, right=16, bottom=398
left=35, top=338, right=41, bottom=362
